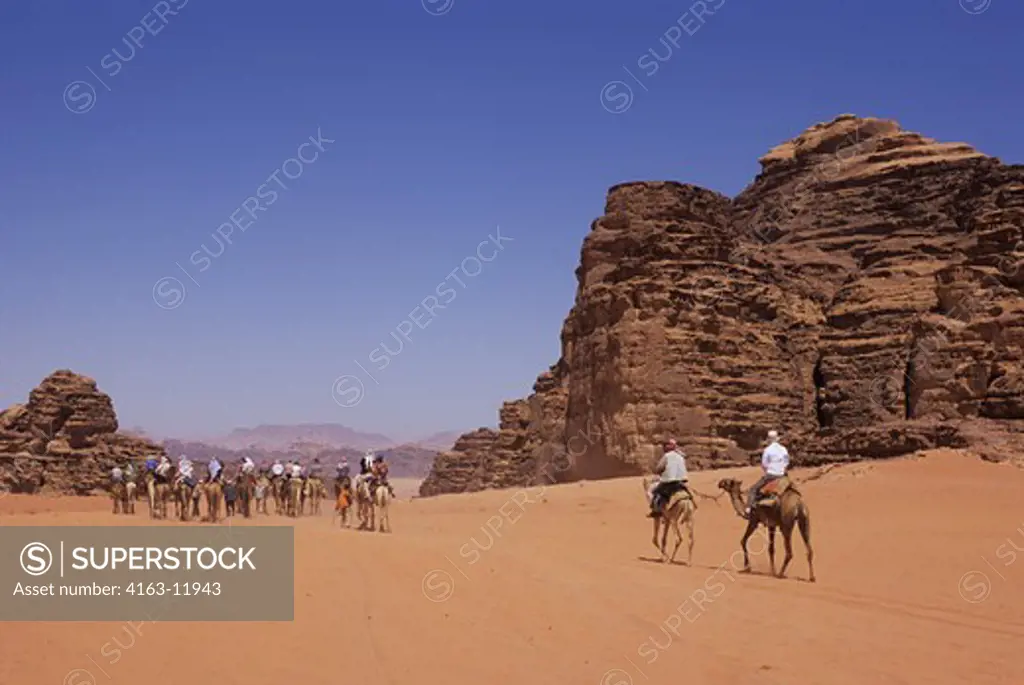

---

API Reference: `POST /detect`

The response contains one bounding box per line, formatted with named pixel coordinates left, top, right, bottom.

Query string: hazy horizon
left=2, top=0, right=1021, bottom=439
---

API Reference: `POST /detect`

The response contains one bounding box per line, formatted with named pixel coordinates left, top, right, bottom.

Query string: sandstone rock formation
left=422, top=114, right=1024, bottom=496
left=0, top=370, right=166, bottom=494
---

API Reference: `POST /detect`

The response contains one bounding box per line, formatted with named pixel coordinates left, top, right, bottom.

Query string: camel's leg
left=669, top=511, right=684, bottom=563
left=798, top=503, right=815, bottom=582
left=651, top=517, right=661, bottom=554
left=739, top=519, right=758, bottom=572
left=685, top=510, right=695, bottom=566
left=768, top=526, right=777, bottom=577
left=779, top=519, right=795, bottom=579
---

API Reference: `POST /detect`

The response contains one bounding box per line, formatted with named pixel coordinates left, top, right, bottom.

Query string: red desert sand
left=1, top=450, right=1022, bottom=685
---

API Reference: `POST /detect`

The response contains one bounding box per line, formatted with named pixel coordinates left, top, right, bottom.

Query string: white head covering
left=767, top=430, right=779, bottom=442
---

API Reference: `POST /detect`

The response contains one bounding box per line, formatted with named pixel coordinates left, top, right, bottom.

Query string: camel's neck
left=728, top=489, right=746, bottom=517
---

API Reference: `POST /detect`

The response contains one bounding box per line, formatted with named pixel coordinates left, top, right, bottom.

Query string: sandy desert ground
left=1, top=451, right=1023, bottom=685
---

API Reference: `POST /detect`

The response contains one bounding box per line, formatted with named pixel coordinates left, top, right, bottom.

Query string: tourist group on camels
left=107, top=449, right=393, bottom=532
left=645, top=430, right=814, bottom=582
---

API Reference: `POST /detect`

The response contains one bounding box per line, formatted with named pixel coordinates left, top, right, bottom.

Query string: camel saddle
left=755, top=476, right=799, bottom=505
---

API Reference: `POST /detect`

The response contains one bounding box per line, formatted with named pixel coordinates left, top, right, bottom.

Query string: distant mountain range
left=132, top=423, right=470, bottom=479
left=160, top=439, right=439, bottom=479
left=204, top=423, right=397, bottom=451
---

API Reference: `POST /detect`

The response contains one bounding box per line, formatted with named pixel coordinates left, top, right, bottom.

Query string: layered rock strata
left=422, top=114, right=1024, bottom=495
left=0, top=370, right=166, bottom=494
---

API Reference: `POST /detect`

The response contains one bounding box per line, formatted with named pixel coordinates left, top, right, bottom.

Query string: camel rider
left=155, top=455, right=172, bottom=484
left=337, top=458, right=350, bottom=479
left=145, top=457, right=157, bottom=474
left=241, top=456, right=256, bottom=477
left=271, top=459, right=285, bottom=480
left=208, top=456, right=223, bottom=484
left=111, top=464, right=123, bottom=483
left=309, top=458, right=323, bottom=479
left=124, top=461, right=136, bottom=482
left=648, top=439, right=691, bottom=518
left=290, top=461, right=302, bottom=480
left=372, top=455, right=395, bottom=497
left=179, top=456, right=196, bottom=487
left=745, top=430, right=789, bottom=518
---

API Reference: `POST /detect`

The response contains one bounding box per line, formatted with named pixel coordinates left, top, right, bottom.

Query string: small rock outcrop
left=422, top=114, right=1024, bottom=496
left=0, top=370, right=165, bottom=494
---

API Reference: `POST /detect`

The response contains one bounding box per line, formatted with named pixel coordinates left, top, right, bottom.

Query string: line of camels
left=644, top=472, right=817, bottom=583
left=109, top=467, right=392, bottom=532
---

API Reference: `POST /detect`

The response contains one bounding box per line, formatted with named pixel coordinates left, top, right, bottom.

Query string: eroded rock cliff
left=0, top=370, right=166, bottom=494
left=421, top=114, right=1024, bottom=496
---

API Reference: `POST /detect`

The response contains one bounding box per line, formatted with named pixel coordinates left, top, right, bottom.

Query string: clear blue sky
left=1, top=0, right=1020, bottom=441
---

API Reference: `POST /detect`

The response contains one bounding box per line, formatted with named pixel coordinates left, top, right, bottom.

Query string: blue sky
left=0, top=0, right=1020, bottom=441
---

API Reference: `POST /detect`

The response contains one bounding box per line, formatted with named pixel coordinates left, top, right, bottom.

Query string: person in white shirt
left=271, top=460, right=285, bottom=478
left=648, top=439, right=691, bottom=518
left=111, top=465, right=123, bottom=483
left=178, top=456, right=195, bottom=482
left=290, top=462, right=302, bottom=479
left=155, top=455, right=172, bottom=483
left=746, top=430, right=789, bottom=518
left=241, top=456, right=256, bottom=476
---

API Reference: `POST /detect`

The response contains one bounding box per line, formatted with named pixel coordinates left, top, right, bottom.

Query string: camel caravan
left=645, top=431, right=815, bottom=582
left=107, top=450, right=394, bottom=532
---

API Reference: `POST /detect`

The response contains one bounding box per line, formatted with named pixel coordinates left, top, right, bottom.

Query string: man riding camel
left=745, top=430, right=789, bottom=519
left=178, top=455, right=196, bottom=488
left=155, top=455, right=172, bottom=484
left=648, top=439, right=692, bottom=518
left=271, top=459, right=285, bottom=479
left=241, top=455, right=256, bottom=477
left=111, top=464, right=124, bottom=484
left=207, top=456, right=223, bottom=484
left=371, top=455, right=395, bottom=498
left=336, top=458, right=350, bottom=480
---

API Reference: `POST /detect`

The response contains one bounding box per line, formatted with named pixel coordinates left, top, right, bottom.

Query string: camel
left=287, top=477, right=303, bottom=518
left=354, top=476, right=374, bottom=530
left=174, top=477, right=196, bottom=521
left=643, top=476, right=695, bottom=564
left=125, top=480, right=137, bottom=513
left=373, top=481, right=391, bottom=533
left=255, top=475, right=271, bottom=515
left=145, top=472, right=157, bottom=518
left=237, top=472, right=256, bottom=518
left=111, top=482, right=130, bottom=515
left=717, top=476, right=815, bottom=582
left=154, top=476, right=173, bottom=520
left=272, top=477, right=287, bottom=515
left=204, top=480, right=224, bottom=523
left=305, top=477, right=324, bottom=516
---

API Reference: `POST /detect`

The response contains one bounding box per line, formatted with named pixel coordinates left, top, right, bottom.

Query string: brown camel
left=111, top=482, right=129, bottom=515
left=718, top=476, right=815, bottom=582
left=204, top=481, right=224, bottom=523
left=373, top=481, right=391, bottom=533
left=354, top=476, right=374, bottom=530
left=175, top=478, right=196, bottom=521
left=288, top=477, right=303, bottom=517
left=306, top=477, right=324, bottom=516
left=237, top=472, right=256, bottom=518
left=154, top=480, right=172, bottom=519
left=255, top=475, right=271, bottom=514
left=643, top=476, right=695, bottom=564
left=145, top=472, right=157, bottom=517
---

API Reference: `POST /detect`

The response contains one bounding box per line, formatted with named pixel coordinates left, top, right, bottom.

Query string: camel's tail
left=797, top=501, right=812, bottom=546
